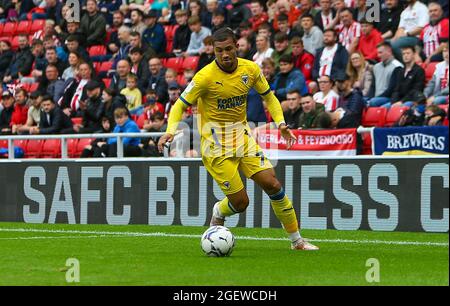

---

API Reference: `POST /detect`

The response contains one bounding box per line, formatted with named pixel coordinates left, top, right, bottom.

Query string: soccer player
left=158, top=28, right=319, bottom=251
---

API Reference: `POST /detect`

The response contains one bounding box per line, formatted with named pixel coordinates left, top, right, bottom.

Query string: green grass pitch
left=0, top=222, right=448, bottom=286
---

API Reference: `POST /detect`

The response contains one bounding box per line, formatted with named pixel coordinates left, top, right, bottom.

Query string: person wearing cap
left=172, top=9, right=192, bottom=57
left=80, top=0, right=107, bottom=47
left=186, top=15, right=212, bottom=57
left=357, top=18, right=383, bottom=62
left=10, top=88, right=30, bottom=135
left=18, top=91, right=42, bottom=135
left=272, top=54, right=308, bottom=103
left=0, top=40, right=13, bottom=80
left=142, top=9, right=167, bottom=55
left=0, top=90, right=15, bottom=134
left=334, top=71, right=365, bottom=128
left=75, top=79, right=106, bottom=134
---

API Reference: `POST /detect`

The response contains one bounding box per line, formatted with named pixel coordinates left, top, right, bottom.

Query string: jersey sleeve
left=251, top=63, right=271, bottom=96
left=179, top=73, right=204, bottom=106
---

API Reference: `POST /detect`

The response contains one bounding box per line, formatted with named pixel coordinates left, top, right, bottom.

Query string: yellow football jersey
left=179, top=58, right=271, bottom=156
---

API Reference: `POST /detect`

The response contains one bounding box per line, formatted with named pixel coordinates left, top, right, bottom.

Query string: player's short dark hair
left=212, top=27, right=237, bottom=44
left=279, top=54, right=294, bottom=64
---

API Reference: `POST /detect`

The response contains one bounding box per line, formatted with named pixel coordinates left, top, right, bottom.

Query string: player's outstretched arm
left=158, top=99, right=188, bottom=152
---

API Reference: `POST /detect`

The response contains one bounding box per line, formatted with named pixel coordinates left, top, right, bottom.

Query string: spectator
left=424, top=105, right=447, bottom=126
left=80, top=0, right=108, bottom=47
left=74, top=80, right=106, bottom=134
left=0, top=90, right=14, bottom=134
left=32, top=19, right=60, bottom=47
left=39, top=63, right=65, bottom=104
left=129, top=47, right=150, bottom=94
left=253, top=34, right=274, bottom=68
left=211, top=9, right=227, bottom=34
left=142, top=89, right=165, bottom=131
left=142, top=9, right=166, bottom=55
left=106, top=107, right=142, bottom=157
left=121, top=73, right=143, bottom=115
left=197, top=36, right=215, bottom=71
left=130, top=9, right=147, bottom=36
left=33, top=0, right=63, bottom=24
left=238, top=21, right=256, bottom=45
left=425, top=43, right=449, bottom=105
left=56, top=21, right=86, bottom=48
left=357, top=18, right=383, bottom=63
left=172, top=9, right=192, bottom=57
left=10, top=88, right=29, bottom=134
left=346, top=51, right=373, bottom=97
left=283, top=89, right=303, bottom=128
left=420, top=1, right=449, bottom=64
left=273, top=54, right=308, bottom=102
left=377, top=0, right=402, bottom=40
left=389, top=46, right=426, bottom=108
left=102, top=88, right=127, bottom=123
left=393, top=92, right=427, bottom=127
left=64, top=35, right=90, bottom=63
left=249, top=0, right=269, bottom=32
left=30, top=95, right=74, bottom=135
left=186, top=15, right=212, bottom=56
left=368, top=42, right=404, bottom=107
left=291, top=37, right=315, bottom=81
left=163, top=81, right=182, bottom=119
left=145, top=111, right=167, bottom=132
left=313, top=75, right=339, bottom=111
left=146, top=57, right=168, bottom=104
left=3, top=35, right=34, bottom=82
left=62, top=51, right=84, bottom=81
left=45, top=46, right=68, bottom=78
left=80, top=117, right=113, bottom=158
left=111, top=26, right=132, bottom=70
left=300, top=13, right=324, bottom=56
left=60, top=62, right=95, bottom=116
left=352, top=0, right=370, bottom=23
left=273, top=0, right=301, bottom=31
left=315, top=0, right=336, bottom=31
left=164, top=68, right=177, bottom=85
left=17, top=91, right=42, bottom=135
left=258, top=23, right=274, bottom=45
left=0, top=40, right=13, bottom=80
left=337, top=8, right=361, bottom=54
left=277, top=13, right=298, bottom=40
left=229, top=0, right=252, bottom=30
left=298, top=93, right=327, bottom=129
left=312, top=29, right=349, bottom=81
left=237, top=37, right=255, bottom=61
left=262, top=57, right=277, bottom=86
left=110, top=59, right=131, bottom=93
left=333, top=72, right=365, bottom=128
left=391, top=0, right=429, bottom=60
left=272, top=32, right=292, bottom=69
left=108, top=10, right=125, bottom=50
left=189, top=0, right=209, bottom=27
left=129, top=31, right=156, bottom=62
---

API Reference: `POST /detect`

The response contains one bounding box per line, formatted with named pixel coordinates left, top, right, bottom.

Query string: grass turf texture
left=0, top=222, right=448, bottom=286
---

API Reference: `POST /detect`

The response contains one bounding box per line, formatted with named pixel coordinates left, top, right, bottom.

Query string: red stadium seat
left=99, top=61, right=113, bottom=74
left=16, top=21, right=32, bottom=35
left=136, top=114, right=146, bottom=129
left=361, top=107, right=387, bottom=127
left=166, top=40, right=173, bottom=53
left=88, top=45, right=107, bottom=57
left=164, top=25, right=174, bottom=41
left=385, top=106, right=409, bottom=127
left=11, top=36, right=20, bottom=51
left=177, top=74, right=187, bottom=87
left=28, top=83, right=39, bottom=93
left=102, top=78, right=112, bottom=88
left=41, top=139, right=61, bottom=158
left=182, top=56, right=199, bottom=71
left=164, top=57, right=184, bottom=73
left=93, top=61, right=102, bottom=74
left=67, top=139, right=79, bottom=158
left=75, top=138, right=94, bottom=157
left=0, top=139, right=8, bottom=149
left=13, top=139, right=28, bottom=150
left=30, top=19, right=45, bottom=34
left=2, top=22, right=17, bottom=37
left=71, top=117, right=83, bottom=125
left=0, top=23, right=4, bottom=36
left=25, top=139, right=44, bottom=158
left=423, top=62, right=438, bottom=83
left=438, top=104, right=448, bottom=113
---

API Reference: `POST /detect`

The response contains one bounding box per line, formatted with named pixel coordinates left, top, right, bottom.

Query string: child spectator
left=107, top=107, right=142, bottom=157
left=121, top=74, right=143, bottom=115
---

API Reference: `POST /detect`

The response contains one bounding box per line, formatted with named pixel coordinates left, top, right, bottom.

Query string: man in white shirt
left=391, top=0, right=430, bottom=60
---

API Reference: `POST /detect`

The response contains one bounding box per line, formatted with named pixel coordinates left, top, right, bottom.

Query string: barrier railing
left=0, top=132, right=166, bottom=160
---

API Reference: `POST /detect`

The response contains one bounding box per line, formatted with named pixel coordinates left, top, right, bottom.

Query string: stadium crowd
left=0, top=0, right=448, bottom=157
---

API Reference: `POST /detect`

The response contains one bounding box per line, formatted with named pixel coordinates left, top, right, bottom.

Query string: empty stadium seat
left=183, top=56, right=200, bottom=71
left=93, top=61, right=102, bottom=74
left=25, top=140, right=44, bottom=158
left=98, top=61, right=113, bottom=74
left=423, top=62, right=438, bottom=83
left=41, top=139, right=61, bottom=158
left=164, top=25, right=175, bottom=41
left=438, top=104, right=449, bottom=113
left=67, top=139, right=79, bottom=158
left=88, top=45, right=107, bottom=57
left=177, top=74, right=187, bottom=87
left=30, top=19, right=45, bottom=33
left=28, top=83, right=39, bottom=92
left=2, top=22, right=17, bottom=37
left=16, top=21, right=31, bottom=35
left=75, top=138, right=94, bottom=157
left=0, top=23, right=4, bottom=36
left=166, top=40, right=173, bottom=53
left=102, top=78, right=112, bottom=88
left=361, top=107, right=387, bottom=127
left=71, top=117, right=83, bottom=125
left=385, top=106, right=409, bottom=127
left=13, top=139, right=28, bottom=150
left=0, top=139, right=8, bottom=149
left=164, top=57, right=184, bottom=73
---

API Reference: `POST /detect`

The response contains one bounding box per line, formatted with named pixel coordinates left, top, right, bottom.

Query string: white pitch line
left=0, top=228, right=448, bottom=247
left=0, top=235, right=109, bottom=241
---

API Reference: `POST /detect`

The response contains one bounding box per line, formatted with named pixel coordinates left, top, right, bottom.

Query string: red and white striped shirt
left=345, top=0, right=356, bottom=8
left=319, top=44, right=338, bottom=77
left=338, top=22, right=361, bottom=52
left=314, top=90, right=340, bottom=111
left=321, top=12, right=333, bottom=29
left=420, top=18, right=449, bottom=58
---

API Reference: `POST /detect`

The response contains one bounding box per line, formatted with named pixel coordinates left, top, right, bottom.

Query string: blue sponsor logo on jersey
left=217, top=94, right=247, bottom=110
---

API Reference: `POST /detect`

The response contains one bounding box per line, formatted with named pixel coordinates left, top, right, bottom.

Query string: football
left=201, top=226, right=236, bottom=257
